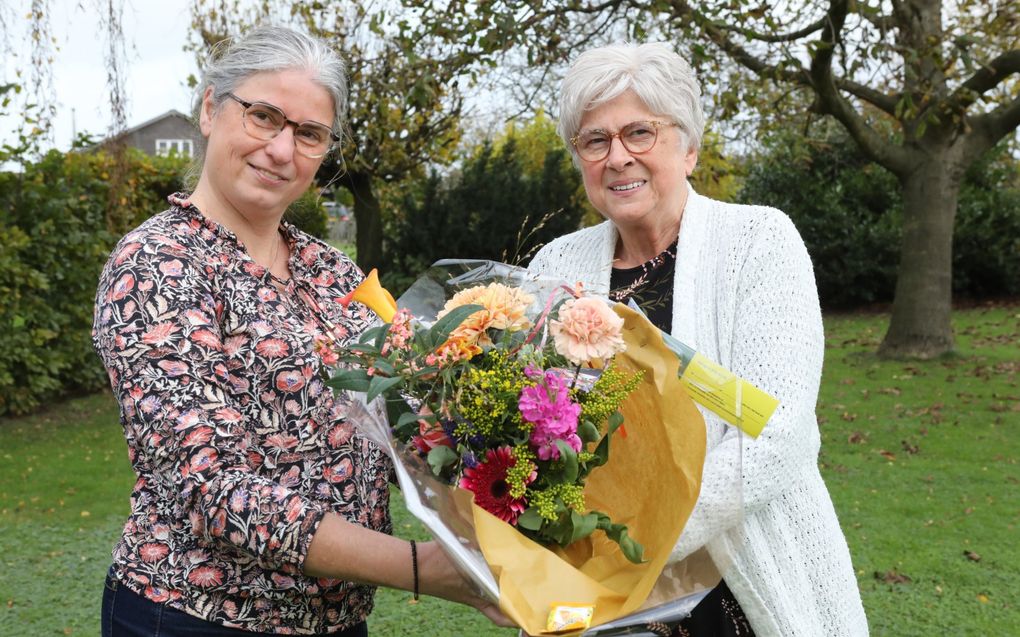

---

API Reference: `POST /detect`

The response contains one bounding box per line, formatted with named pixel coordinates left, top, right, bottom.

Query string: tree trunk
left=341, top=170, right=383, bottom=273
left=878, top=156, right=961, bottom=359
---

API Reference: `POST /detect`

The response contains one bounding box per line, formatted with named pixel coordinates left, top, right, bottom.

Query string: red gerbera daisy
left=459, top=446, right=528, bottom=524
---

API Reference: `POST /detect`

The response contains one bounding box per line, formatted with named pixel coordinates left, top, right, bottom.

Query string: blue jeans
left=101, top=569, right=369, bottom=636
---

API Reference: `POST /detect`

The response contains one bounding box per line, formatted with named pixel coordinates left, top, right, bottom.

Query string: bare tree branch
left=965, top=93, right=1020, bottom=163
left=808, top=0, right=913, bottom=174
left=717, top=16, right=828, bottom=44
left=947, top=49, right=1020, bottom=112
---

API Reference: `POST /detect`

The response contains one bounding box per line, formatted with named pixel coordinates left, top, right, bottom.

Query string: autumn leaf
left=875, top=570, right=911, bottom=584
left=878, top=450, right=897, bottom=461
left=964, top=550, right=981, bottom=562
left=848, top=431, right=867, bottom=444
left=901, top=440, right=920, bottom=455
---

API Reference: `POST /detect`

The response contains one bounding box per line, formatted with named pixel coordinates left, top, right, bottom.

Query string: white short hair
left=558, top=42, right=704, bottom=157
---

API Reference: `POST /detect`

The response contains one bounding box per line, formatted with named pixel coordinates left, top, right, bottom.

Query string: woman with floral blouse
left=92, top=25, right=509, bottom=636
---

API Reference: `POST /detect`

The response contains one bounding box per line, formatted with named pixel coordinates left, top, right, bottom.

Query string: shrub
left=383, top=133, right=586, bottom=293
left=0, top=148, right=187, bottom=415
left=738, top=129, right=1020, bottom=308
left=285, top=189, right=329, bottom=239
left=738, top=131, right=901, bottom=308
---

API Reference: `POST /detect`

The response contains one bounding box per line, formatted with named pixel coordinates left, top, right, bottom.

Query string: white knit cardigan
left=528, top=187, right=868, bottom=636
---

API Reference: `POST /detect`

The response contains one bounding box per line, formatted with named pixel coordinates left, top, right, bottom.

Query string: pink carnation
left=519, top=369, right=582, bottom=461
left=550, top=297, right=626, bottom=366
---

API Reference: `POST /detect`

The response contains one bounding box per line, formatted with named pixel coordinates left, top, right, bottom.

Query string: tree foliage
left=383, top=114, right=586, bottom=292
left=410, top=0, right=1020, bottom=358
left=741, top=124, right=1020, bottom=308
left=0, top=145, right=189, bottom=416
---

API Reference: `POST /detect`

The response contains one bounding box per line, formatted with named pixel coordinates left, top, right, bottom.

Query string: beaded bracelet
left=409, top=540, right=419, bottom=602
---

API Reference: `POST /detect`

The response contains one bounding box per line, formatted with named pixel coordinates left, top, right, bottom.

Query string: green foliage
left=689, top=130, right=742, bottom=203
left=739, top=129, right=1020, bottom=308
left=953, top=147, right=1020, bottom=300
left=737, top=129, right=902, bottom=308
left=284, top=189, right=329, bottom=239
left=0, top=148, right=187, bottom=415
left=383, top=120, right=585, bottom=293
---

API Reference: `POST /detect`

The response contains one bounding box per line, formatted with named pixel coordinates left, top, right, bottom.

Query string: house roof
left=111, top=109, right=195, bottom=139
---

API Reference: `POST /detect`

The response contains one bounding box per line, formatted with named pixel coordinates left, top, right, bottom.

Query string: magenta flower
left=519, top=369, right=582, bottom=460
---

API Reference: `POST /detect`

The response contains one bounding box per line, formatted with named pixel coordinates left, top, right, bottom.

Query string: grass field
left=1, top=305, right=1016, bottom=636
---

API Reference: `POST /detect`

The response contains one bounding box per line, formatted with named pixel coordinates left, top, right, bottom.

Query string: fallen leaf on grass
left=977, top=594, right=990, bottom=604
left=964, top=550, right=981, bottom=562
left=841, top=411, right=857, bottom=422
left=848, top=431, right=867, bottom=444
left=875, top=570, right=911, bottom=584
left=901, top=440, right=920, bottom=455
left=878, top=450, right=897, bottom=461
left=878, top=387, right=902, bottom=396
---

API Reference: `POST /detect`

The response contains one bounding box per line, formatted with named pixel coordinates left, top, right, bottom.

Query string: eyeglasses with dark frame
left=570, top=120, right=680, bottom=162
left=226, top=92, right=340, bottom=159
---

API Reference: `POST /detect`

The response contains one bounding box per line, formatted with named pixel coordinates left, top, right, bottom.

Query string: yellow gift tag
left=679, top=353, right=779, bottom=438
left=545, top=603, right=595, bottom=633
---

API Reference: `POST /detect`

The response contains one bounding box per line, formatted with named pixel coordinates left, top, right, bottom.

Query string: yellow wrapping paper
left=460, top=304, right=707, bottom=635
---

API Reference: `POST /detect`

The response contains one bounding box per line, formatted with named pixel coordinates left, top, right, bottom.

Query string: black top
left=609, top=238, right=678, bottom=331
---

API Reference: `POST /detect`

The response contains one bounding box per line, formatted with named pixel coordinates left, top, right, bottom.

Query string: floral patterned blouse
left=92, top=194, right=393, bottom=634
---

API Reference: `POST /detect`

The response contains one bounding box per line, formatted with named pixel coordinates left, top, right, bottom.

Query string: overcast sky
left=1, top=1, right=197, bottom=151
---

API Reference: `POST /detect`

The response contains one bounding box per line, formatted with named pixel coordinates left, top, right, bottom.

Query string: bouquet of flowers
left=323, top=265, right=646, bottom=563
left=319, top=260, right=756, bottom=635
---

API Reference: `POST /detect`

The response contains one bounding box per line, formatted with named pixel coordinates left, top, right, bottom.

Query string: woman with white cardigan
left=528, top=43, right=868, bottom=636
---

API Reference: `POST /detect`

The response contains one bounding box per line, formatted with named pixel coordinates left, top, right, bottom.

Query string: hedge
left=0, top=147, right=330, bottom=416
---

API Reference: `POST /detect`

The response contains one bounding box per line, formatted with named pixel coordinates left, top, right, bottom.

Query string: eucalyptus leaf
left=607, top=411, right=624, bottom=434
left=516, top=508, right=544, bottom=531
left=555, top=440, right=579, bottom=483
left=426, top=445, right=459, bottom=476
left=578, top=420, right=600, bottom=443
left=396, top=411, right=424, bottom=429
left=568, top=510, right=598, bottom=544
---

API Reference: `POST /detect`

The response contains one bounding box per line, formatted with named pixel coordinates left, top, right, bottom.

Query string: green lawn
left=1, top=305, right=1016, bottom=636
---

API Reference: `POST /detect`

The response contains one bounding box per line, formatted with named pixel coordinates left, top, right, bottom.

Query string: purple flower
left=519, top=369, right=582, bottom=460
left=461, top=451, right=479, bottom=469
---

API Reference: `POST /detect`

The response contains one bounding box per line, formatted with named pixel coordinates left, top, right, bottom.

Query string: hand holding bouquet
left=324, top=273, right=646, bottom=563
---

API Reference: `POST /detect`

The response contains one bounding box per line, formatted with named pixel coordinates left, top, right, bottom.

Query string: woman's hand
left=416, top=540, right=516, bottom=627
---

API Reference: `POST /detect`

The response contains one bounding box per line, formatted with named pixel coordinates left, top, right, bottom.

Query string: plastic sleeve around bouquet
left=347, top=260, right=747, bottom=635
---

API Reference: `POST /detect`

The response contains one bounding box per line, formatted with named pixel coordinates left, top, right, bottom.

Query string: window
left=155, top=139, right=194, bottom=157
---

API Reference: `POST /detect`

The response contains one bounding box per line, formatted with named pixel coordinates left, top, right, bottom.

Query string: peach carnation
left=550, top=297, right=626, bottom=365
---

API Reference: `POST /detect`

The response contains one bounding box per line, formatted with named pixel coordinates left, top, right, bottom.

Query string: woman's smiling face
left=198, top=68, right=334, bottom=220
left=575, top=90, right=697, bottom=234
